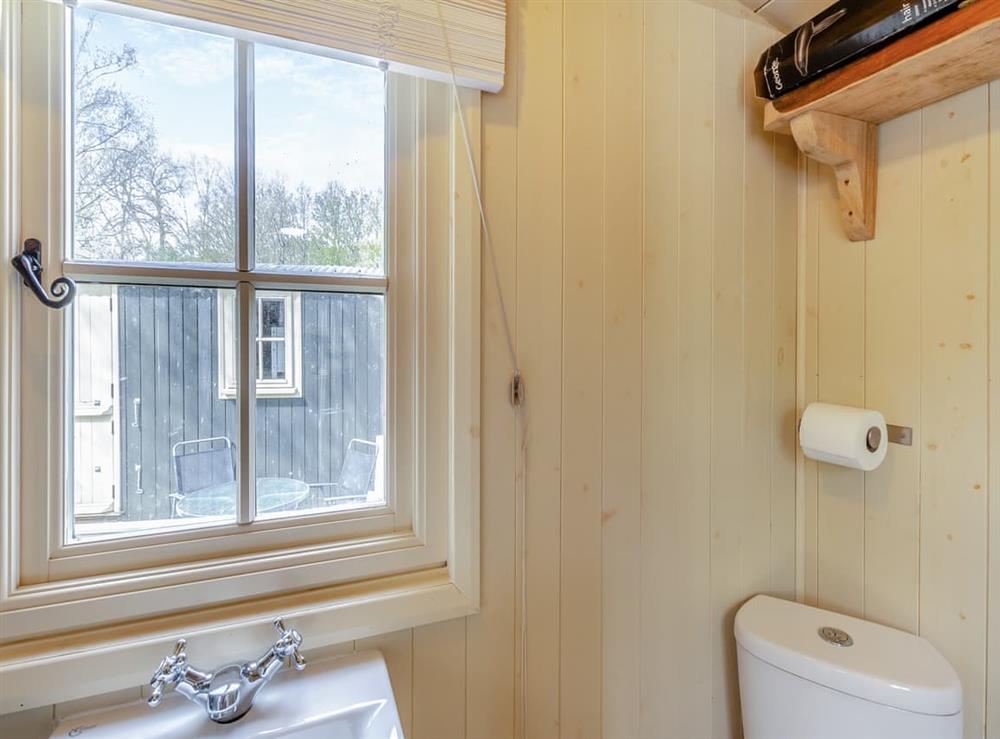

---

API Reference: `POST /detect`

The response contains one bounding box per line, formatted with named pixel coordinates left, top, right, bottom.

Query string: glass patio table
left=175, top=477, right=310, bottom=518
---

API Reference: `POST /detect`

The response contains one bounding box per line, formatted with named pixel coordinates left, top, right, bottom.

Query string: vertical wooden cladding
left=987, top=78, right=1000, bottom=739
left=711, top=11, right=747, bottom=739
left=920, top=87, right=990, bottom=739
left=804, top=82, right=995, bottom=738
left=813, top=151, right=866, bottom=618
left=500, top=2, right=797, bottom=737
left=516, top=1, right=564, bottom=737
left=561, top=2, right=604, bottom=739
left=863, top=109, right=922, bottom=635
left=640, top=3, right=798, bottom=739
left=466, top=0, right=518, bottom=735
left=639, top=0, right=682, bottom=735
left=8, top=3, right=800, bottom=738
left=672, top=5, right=715, bottom=736
left=602, top=3, right=643, bottom=739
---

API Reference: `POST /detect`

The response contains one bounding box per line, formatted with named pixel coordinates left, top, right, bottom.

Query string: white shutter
left=75, top=0, right=506, bottom=92
left=73, top=286, right=122, bottom=516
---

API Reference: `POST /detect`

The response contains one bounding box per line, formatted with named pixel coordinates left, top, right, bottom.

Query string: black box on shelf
left=754, top=0, right=966, bottom=100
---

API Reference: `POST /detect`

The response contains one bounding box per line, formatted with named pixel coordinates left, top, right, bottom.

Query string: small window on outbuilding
left=217, top=291, right=302, bottom=398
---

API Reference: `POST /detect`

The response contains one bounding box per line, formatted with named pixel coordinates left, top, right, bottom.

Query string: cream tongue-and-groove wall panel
left=639, top=2, right=798, bottom=738
left=802, top=80, right=999, bottom=739
left=2, top=2, right=798, bottom=737
left=602, top=4, right=644, bottom=738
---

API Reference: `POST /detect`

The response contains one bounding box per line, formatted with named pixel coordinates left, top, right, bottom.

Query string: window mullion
left=235, top=39, right=255, bottom=524
left=236, top=39, right=254, bottom=272
left=237, top=281, right=256, bottom=525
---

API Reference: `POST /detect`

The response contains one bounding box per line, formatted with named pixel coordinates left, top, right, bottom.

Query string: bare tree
left=73, top=20, right=383, bottom=269
left=74, top=19, right=190, bottom=261
left=176, top=156, right=236, bottom=264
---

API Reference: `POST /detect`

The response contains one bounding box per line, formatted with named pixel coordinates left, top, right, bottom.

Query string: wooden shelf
left=763, top=0, right=1000, bottom=240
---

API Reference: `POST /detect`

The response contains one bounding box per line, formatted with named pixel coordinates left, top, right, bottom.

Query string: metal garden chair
left=321, top=438, right=379, bottom=505
left=170, top=436, right=236, bottom=517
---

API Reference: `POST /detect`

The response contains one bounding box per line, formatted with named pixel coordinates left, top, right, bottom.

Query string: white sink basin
left=49, top=650, right=404, bottom=739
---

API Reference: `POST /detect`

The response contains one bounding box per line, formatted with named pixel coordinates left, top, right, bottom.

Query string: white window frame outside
left=217, top=290, right=303, bottom=399
left=0, top=0, right=480, bottom=712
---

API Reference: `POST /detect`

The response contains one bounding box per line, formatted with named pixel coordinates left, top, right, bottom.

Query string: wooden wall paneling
left=814, top=159, right=866, bottom=617
left=771, top=113, right=800, bottom=599
left=919, top=86, right=990, bottom=739
left=601, top=3, right=643, bottom=738
left=356, top=630, right=414, bottom=739
left=741, top=20, right=777, bottom=602
left=4, top=5, right=808, bottom=738
left=675, top=3, right=715, bottom=735
left=987, top=77, right=1000, bottom=739
left=803, top=159, right=821, bottom=606
left=796, top=158, right=820, bottom=606
left=413, top=619, right=468, bottom=739
left=515, top=1, right=563, bottom=736
left=710, top=10, right=747, bottom=739
left=466, top=0, right=518, bottom=736
left=801, top=79, right=1000, bottom=739
left=639, top=1, right=681, bottom=736
left=560, top=2, right=605, bottom=737
left=862, top=110, right=922, bottom=633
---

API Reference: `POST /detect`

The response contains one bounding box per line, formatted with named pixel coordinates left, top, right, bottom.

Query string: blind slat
left=81, top=0, right=506, bottom=91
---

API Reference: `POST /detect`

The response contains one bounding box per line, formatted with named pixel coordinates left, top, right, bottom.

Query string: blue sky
left=74, top=7, right=385, bottom=194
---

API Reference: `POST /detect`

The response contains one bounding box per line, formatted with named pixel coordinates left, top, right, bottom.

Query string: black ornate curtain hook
left=10, top=238, right=76, bottom=309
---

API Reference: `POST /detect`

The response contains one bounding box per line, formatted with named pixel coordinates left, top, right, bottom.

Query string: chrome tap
left=147, top=618, right=306, bottom=723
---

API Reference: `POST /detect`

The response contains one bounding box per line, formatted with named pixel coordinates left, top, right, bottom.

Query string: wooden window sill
left=0, top=567, right=476, bottom=714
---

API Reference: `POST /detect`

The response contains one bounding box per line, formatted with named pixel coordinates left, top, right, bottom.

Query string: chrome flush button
left=818, top=626, right=853, bottom=647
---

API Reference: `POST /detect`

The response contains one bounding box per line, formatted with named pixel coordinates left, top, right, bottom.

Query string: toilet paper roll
left=799, top=402, right=888, bottom=472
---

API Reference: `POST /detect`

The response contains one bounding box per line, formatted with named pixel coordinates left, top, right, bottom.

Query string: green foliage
left=73, top=21, right=383, bottom=270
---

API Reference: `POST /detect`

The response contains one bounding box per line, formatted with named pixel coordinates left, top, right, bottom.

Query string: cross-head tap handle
left=148, top=638, right=188, bottom=707
left=272, top=617, right=307, bottom=671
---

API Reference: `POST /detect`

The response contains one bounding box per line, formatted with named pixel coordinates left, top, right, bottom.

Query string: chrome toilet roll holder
left=864, top=425, right=912, bottom=452
left=799, top=419, right=912, bottom=449
left=884, top=424, right=912, bottom=447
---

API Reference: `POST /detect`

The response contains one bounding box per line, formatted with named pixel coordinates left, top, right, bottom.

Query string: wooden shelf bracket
left=761, top=0, right=1000, bottom=242
left=790, top=111, right=877, bottom=242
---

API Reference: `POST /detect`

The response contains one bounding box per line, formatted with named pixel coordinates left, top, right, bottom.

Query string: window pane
left=260, top=298, right=285, bottom=337
left=255, top=291, right=386, bottom=520
left=72, top=9, right=235, bottom=265
left=70, top=285, right=238, bottom=541
left=260, top=340, right=285, bottom=380
left=254, top=44, right=385, bottom=274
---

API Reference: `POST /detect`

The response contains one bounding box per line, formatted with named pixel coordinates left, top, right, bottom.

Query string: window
left=63, top=6, right=388, bottom=543
left=2, top=0, right=480, bottom=675
left=218, top=291, right=303, bottom=398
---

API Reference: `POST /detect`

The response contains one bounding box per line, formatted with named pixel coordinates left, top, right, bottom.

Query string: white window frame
left=218, top=290, right=303, bottom=399
left=0, top=0, right=480, bottom=712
